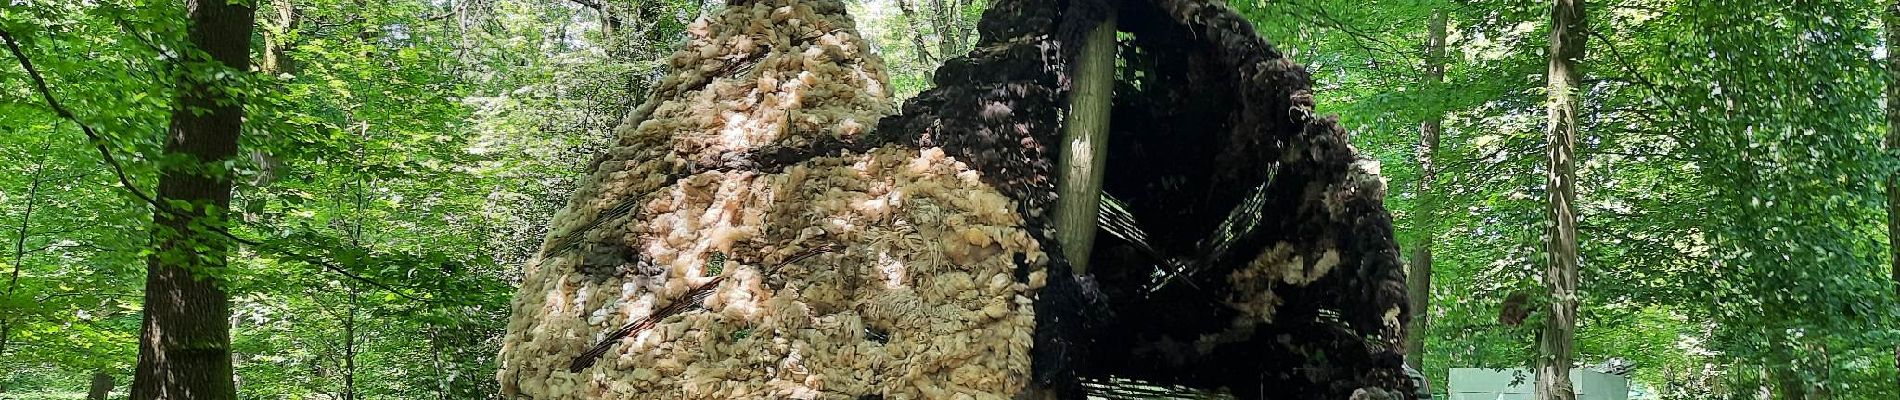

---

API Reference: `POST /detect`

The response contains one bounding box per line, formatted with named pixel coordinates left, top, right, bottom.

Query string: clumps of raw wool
left=500, top=147, right=1047, bottom=400
left=1224, top=242, right=1341, bottom=325
left=1196, top=241, right=1341, bottom=354
left=1321, top=157, right=1389, bottom=220
left=542, top=0, right=895, bottom=250
left=628, top=0, right=891, bottom=170
left=495, top=1, right=1043, bottom=398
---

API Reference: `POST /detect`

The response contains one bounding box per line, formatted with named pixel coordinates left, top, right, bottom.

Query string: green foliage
left=1234, top=0, right=1899, bottom=397
left=847, top=0, right=984, bottom=99
left=1, top=1, right=176, bottom=396
left=705, top=251, right=726, bottom=276
left=1, top=0, right=1891, bottom=398
left=2, top=0, right=702, bottom=398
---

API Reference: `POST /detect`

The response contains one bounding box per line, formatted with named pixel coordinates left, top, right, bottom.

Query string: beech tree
left=1535, top=0, right=1585, bottom=399
left=129, top=0, right=255, bottom=398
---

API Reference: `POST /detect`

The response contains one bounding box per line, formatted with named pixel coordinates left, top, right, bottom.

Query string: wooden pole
left=1054, top=10, right=1117, bottom=275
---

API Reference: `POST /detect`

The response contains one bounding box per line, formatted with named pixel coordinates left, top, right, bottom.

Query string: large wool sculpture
left=497, top=0, right=1417, bottom=398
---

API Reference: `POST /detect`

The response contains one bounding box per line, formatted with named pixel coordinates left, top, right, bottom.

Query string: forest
left=0, top=0, right=1896, bottom=399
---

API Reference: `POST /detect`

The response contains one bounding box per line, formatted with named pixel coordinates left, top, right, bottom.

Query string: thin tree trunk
left=261, top=0, right=298, bottom=76
left=1885, top=0, right=1900, bottom=392
left=130, top=0, right=254, bottom=399
left=1404, top=7, right=1448, bottom=372
left=1757, top=366, right=1773, bottom=400
left=895, top=0, right=937, bottom=65
left=342, top=284, right=357, bottom=400
left=1536, top=0, right=1584, bottom=399
left=87, top=371, right=115, bottom=400
left=0, top=148, right=50, bottom=361
left=1767, top=330, right=1808, bottom=399
left=424, top=240, right=451, bottom=399
left=599, top=0, right=616, bottom=37
left=929, top=0, right=962, bottom=56
left=251, top=0, right=295, bottom=193
left=335, top=116, right=370, bottom=400
left=1810, top=338, right=1831, bottom=400
left=951, top=0, right=971, bottom=53
left=1053, top=10, right=1116, bottom=275
left=427, top=323, right=450, bottom=400
left=453, top=0, right=473, bottom=64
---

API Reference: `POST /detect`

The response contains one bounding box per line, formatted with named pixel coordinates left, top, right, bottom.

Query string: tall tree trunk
left=1757, top=366, right=1773, bottom=400
left=129, top=0, right=254, bottom=399
left=929, top=0, right=962, bottom=56
left=261, top=0, right=297, bottom=76
left=1766, top=330, right=1808, bottom=399
left=1536, top=0, right=1584, bottom=399
left=426, top=324, right=450, bottom=400
left=1053, top=10, right=1116, bottom=275
left=1885, top=0, right=1900, bottom=392
left=336, top=116, right=371, bottom=400
left=1405, top=6, right=1448, bottom=372
left=895, top=0, right=937, bottom=65
left=453, top=0, right=474, bottom=64
left=599, top=1, right=617, bottom=38
left=251, top=0, right=295, bottom=192
left=1809, top=338, right=1831, bottom=400
left=87, top=372, right=115, bottom=400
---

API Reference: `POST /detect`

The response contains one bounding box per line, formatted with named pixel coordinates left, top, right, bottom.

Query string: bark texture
left=130, top=0, right=254, bottom=399
left=1536, top=0, right=1585, bottom=399
left=498, top=0, right=1416, bottom=398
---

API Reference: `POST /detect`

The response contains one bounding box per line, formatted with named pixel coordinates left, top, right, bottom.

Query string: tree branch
left=1, top=31, right=164, bottom=210
left=0, top=29, right=421, bottom=302
left=567, top=0, right=625, bottom=28
left=1587, top=29, right=1690, bottom=125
